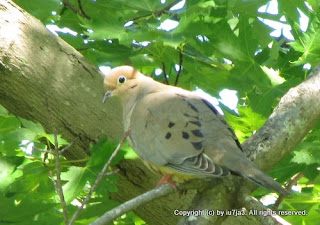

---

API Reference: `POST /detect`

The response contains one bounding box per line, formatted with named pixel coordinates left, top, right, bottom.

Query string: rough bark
left=1, top=1, right=320, bottom=225
left=0, top=0, right=123, bottom=162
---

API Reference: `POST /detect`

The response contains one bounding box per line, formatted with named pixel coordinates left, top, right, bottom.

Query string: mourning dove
left=103, top=65, right=289, bottom=195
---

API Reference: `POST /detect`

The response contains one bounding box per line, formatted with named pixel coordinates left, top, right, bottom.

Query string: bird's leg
left=156, top=174, right=177, bottom=190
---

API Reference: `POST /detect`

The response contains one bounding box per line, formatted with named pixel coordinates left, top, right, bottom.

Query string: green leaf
left=4, top=128, right=37, bottom=142
left=290, top=17, right=320, bottom=66
left=0, top=114, right=20, bottom=135
left=278, top=0, right=309, bottom=23
left=80, top=15, right=127, bottom=41
left=228, top=0, right=269, bottom=17
left=225, top=105, right=266, bottom=142
left=247, top=77, right=301, bottom=116
left=0, top=156, right=24, bottom=192
left=0, top=161, right=57, bottom=223
left=19, top=118, right=45, bottom=134
left=44, top=134, right=69, bottom=147
left=85, top=138, right=125, bottom=194
left=292, top=146, right=320, bottom=165
left=291, top=126, right=320, bottom=166
left=13, top=0, right=61, bottom=22
left=62, top=166, right=87, bottom=204
left=0, top=195, right=58, bottom=223
left=86, top=138, right=125, bottom=169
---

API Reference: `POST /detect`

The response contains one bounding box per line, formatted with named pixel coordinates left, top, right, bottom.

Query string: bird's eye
left=117, top=75, right=126, bottom=85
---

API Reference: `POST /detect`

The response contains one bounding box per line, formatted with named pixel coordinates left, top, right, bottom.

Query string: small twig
left=273, top=172, right=304, bottom=210
left=62, top=0, right=90, bottom=19
left=68, top=130, right=130, bottom=225
left=174, top=51, right=183, bottom=86
left=104, top=169, right=120, bottom=177
left=77, top=0, right=91, bottom=19
left=131, top=0, right=181, bottom=21
left=45, top=98, right=69, bottom=224
left=34, top=138, right=77, bottom=155
left=162, top=62, right=169, bottom=84
left=32, top=146, right=54, bottom=154
left=59, top=137, right=78, bottom=154
left=89, top=184, right=174, bottom=225
left=53, top=133, right=69, bottom=225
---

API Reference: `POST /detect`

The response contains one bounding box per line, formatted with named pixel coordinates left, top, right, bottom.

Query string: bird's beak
left=102, top=91, right=112, bottom=103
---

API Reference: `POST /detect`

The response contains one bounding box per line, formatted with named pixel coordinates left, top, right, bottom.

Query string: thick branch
left=0, top=0, right=123, bottom=162
left=244, top=64, right=320, bottom=171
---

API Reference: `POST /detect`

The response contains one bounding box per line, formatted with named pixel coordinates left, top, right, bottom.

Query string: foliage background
left=1, top=0, right=320, bottom=224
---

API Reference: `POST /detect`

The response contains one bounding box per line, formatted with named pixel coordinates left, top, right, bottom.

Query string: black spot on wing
left=188, top=102, right=198, bottom=112
left=189, top=121, right=201, bottom=127
left=183, top=113, right=199, bottom=119
left=201, top=99, right=219, bottom=115
left=182, top=132, right=189, bottom=139
left=165, top=132, right=172, bottom=139
left=191, top=141, right=203, bottom=151
left=168, top=122, right=175, bottom=128
left=191, top=129, right=203, bottom=137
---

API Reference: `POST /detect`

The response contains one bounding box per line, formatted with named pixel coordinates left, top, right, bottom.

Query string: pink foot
left=156, top=174, right=177, bottom=190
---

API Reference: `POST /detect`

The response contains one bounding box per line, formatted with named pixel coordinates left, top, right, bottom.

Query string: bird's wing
left=127, top=89, right=234, bottom=177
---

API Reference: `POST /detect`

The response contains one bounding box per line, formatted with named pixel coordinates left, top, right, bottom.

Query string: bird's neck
left=121, top=76, right=164, bottom=127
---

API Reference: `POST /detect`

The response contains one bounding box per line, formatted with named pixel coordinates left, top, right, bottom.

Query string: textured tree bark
left=1, top=1, right=320, bottom=225
left=0, top=0, right=123, bottom=162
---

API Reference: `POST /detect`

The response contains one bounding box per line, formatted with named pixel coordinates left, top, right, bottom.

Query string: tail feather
left=243, top=172, right=290, bottom=196
left=219, top=149, right=290, bottom=195
left=235, top=160, right=290, bottom=195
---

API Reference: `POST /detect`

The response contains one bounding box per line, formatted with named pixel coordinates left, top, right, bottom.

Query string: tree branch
left=174, top=51, right=183, bottom=86
left=243, top=64, right=320, bottom=171
left=273, top=172, right=304, bottom=210
left=77, top=0, right=90, bottom=19
left=90, top=184, right=174, bottom=225
left=240, top=194, right=282, bottom=225
left=0, top=0, right=122, bottom=162
left=62, top=0, right=90, bottom=19
left=52, top=133, right=69, bottom=225
left=162, top=62, right=169, bottom=84
left=46, top=98, right=69, bottom=224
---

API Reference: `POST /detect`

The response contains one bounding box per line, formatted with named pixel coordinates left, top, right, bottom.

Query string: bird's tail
left=236, top=160, right=290, bottom=196
left=215, top=146, right=290, bottom=195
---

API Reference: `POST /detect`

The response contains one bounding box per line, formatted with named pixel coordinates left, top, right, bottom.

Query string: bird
left=102, top=65, right=289, bottom=195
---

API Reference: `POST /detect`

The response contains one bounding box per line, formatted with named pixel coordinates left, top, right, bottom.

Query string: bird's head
left=102, top=66, right=140, bottom=103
